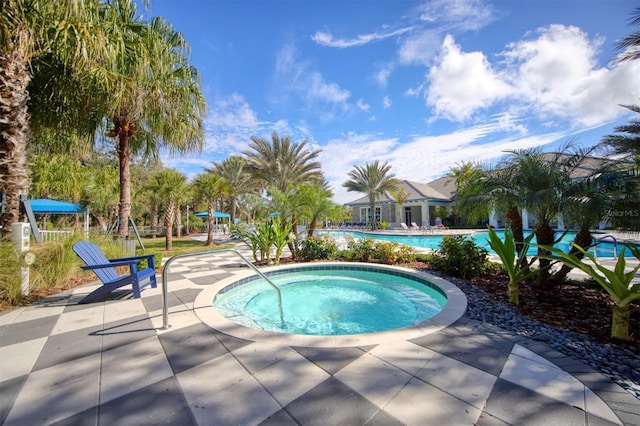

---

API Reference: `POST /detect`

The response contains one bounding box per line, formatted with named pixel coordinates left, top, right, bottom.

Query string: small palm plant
left=542, top=243, right=640, bottom=341
left=486, top=227, right=538, bottom=304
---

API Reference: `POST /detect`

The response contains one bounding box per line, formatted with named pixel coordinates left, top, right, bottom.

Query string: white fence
left=39, top=230, right=74, bottom=243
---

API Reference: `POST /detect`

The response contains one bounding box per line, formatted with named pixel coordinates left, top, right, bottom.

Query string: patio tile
left=98, top=314, right=157, bottom=351
left=585, top=387, right=624, bottom=425
left=409, top=330, right=454, bottom=352
left=254, top=348, right=330, bottom=406
left=50, top=303, right=105, bottom=335
left=259, top=409, right=299, bottom=425
left=334, top=352, right=414, bottom=407
left=384, top=376, right=481, bottom=425
left=481, top=378, right=588, bottom=426
left=0, top=337, right=47, bottom=380
left=99, top=336, right=174, bottom=404
left=0, top=375, right=26, bottom=425
left=0, top=315, right=58, bottom=347
left=500, top=345, right=588, bottom=409
left=177, top=353, right=281, bottom=425
left=434, top=335, right=511, bottom=376
left=232, top=342, right=293, bottom=373
left=142, top=288, right=202, bottom=313
left=368, top=340, right=438, bottom=375
left=157, top=322, right=233, bottom=374
left=3, top=353, right=101, bottom=425
left=284, top=377, right=394, bottom=426
left=294, top=346, right=372, bottom=375
left=32, top=325, right=103, bottom=371
left=56, top=376, right=196, bottom=426
left=416, top=352, right=498, bottom=408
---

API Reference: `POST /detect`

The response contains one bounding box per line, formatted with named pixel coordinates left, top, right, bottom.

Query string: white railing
left=39, top=230, right=74, bottom=242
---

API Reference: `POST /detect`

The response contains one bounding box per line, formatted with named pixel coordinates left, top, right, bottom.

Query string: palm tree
left=100, top=1, right=206, bottom=240
left=244, top=131, right=324, bottom=238
left=243, top=132, right=323, bottom=193
left=0, top=0, right=108, bottom=236
left=193, top=173, right=226, bottom=245
left=208, top=156, right=257, bottom=223
left=448, top=161, right=489, bottom=226
left=150, top=169, right=188, bottom=250
left=391, top=188, right=409, bottom=225
left=342, top=160, right=400, bottom=231
left=614, top=7, right=640, bottom=64
left=297, top=183, right=335, bottom=237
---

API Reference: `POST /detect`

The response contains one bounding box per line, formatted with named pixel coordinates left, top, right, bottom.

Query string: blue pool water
left=213, top=269, right=447, bottom=335
left=319, top=230, right=626, bottom=258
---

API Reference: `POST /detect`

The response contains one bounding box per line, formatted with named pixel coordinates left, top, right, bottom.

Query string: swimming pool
left=195, top=263, right=467, bottom=347
left=319, top=230, right=626, bottom=258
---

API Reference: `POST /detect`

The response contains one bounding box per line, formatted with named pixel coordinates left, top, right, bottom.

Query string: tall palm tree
left=100, top=1, right=206, bottom=240
left=0, top=0, right=108, bottom=236
left=448, top=161, right=490, bottom=226
left=150, top=169, right=188, bottom=250
left=391, top=187, right=409, bottom=225
left=244, top=131, right=324, bottom=238
left=614, top=7, right=640, bottom=64
left=343, top=160, right=400, bottom=231
left=208, top=156, right=257, bottom=223
left=193, top=173, right=226, bottom=246
left=243, top=132, right=323, bottom=193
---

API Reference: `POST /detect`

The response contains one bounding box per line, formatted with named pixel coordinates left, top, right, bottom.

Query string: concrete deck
left=1, top=239, right=639, bottom=425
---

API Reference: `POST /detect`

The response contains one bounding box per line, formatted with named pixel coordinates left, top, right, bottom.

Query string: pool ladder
left=161, top=249, right=284, bottom=330
left=592, top=235, right=618, bottom=259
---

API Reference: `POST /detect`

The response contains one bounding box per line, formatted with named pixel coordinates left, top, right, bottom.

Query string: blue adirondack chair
left=72, top=241, right=157, bottom=304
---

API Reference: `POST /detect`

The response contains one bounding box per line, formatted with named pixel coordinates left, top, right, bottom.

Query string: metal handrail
left=593, top=235, right=618, bottom=259
left=161, top=249, right=283, bottom=330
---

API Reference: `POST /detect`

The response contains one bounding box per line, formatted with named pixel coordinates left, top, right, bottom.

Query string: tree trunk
left=611, top=305, right=630, bottom=341
left=0, top=46, right=32, bottom=237
left=553, top=227, right=592, bottom=283
left=506, top=205, right=528, bottom=270
left=206, top=204, right=214, bottom=245
left=164, top=202, right=175, bottom=251
left=535, top=223, right=555, bottom=292
left=507, top=280, right=520, bottom=305
left=116, top=128, right=131, bottom=240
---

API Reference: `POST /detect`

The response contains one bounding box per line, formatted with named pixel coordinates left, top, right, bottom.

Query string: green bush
left=373, top=241, right=416, bottom=264
left=298, top=236, right=338, bottom=261
left=348, top=237, right=376, bottom=261
left=429, top=235, right=491, bottom=279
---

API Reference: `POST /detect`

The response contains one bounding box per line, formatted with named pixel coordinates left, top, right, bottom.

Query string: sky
left=144, top=0, right=640, bottom=204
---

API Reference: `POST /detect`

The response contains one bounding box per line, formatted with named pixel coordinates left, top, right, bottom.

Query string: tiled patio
left=1, top=239, right=639, bottom=425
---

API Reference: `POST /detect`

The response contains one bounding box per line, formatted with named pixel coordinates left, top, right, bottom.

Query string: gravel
left=448, top=276, right=640, bottom=400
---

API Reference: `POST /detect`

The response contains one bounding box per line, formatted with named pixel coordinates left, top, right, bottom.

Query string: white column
left=522, top=209, right=530, bottom=230
left=489, top=209, right=499, bottom=228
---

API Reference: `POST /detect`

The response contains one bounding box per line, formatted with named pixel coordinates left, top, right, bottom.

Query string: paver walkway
left=1, top=239, right=639, bottom=425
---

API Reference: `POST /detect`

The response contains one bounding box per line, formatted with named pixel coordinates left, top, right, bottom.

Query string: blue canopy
left=195, top=211, right=230, bottom=218
left=29, top=199, right=84, bottom=214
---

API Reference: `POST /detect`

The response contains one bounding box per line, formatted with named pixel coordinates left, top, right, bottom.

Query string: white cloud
left=416, top=0, right=495, bottom=31
left=311, top=27, right=413, bottom=48
left=274, top=43, right=351, bottom=113
left=356, top=99, right=370, bottom=111
left=426, top=35, right=513, bottom=120
left=502, top=25, right=640, bottom=126
left=207, top=93, right=260, bottom=129
left=425, top=25, right=640, bottom=127
left=398, top=30, right=442, bottom=65
left=383, top=96, right=392, bottom=109
left=374, top=65, right=394, bottom=87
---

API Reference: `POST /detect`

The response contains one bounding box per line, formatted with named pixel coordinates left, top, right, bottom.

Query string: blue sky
left=145, top=0, right=640, bottom=204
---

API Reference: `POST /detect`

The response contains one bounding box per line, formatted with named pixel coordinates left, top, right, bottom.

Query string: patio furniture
left=72, top=241, right=157, bottom=304
left=400, top=223, right=409, bottom=230
left=411, top=222, right=420, bottom=230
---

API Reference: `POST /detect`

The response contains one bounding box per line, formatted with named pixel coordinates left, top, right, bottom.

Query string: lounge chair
left=400, top=223, right=409, bottom=231
left=411, top=222, right=420, bottom=230
left=72, top=241, right=157, bottom=303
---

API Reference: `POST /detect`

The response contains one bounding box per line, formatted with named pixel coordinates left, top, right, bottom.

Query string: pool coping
left=194, top=262, right=468, bottom=347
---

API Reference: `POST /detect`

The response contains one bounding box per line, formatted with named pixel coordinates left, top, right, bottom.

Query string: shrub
left=373, top=241, right=416, bottom=264
left=429, top=235, right=491, bottom=279
left=298, top=236, right=338, bottom=261
left=348, top=238, right=376, bottom=261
